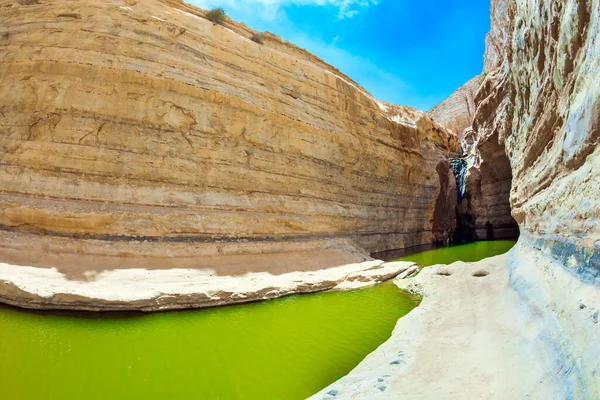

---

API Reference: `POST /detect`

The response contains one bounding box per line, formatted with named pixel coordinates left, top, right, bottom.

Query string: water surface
left=0, top=282, right=417, bottom=400
left=0, top=240, right=515, bottom=399
left=393, top=240, right=516, bottom=266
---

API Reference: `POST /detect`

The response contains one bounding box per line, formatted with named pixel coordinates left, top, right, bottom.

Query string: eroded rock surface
left=428, top=75, right=482, bottom=139
left=473, top=0, right=599, bottom=267
left=312, top=251, right=565, bottom=400
left=459, top=128, right=520, bottom=241
left=0, top=0, right=459, bottom=309
left=471, top=0, right=600, bottom=391
left=315, top=0, right=599, bottom=398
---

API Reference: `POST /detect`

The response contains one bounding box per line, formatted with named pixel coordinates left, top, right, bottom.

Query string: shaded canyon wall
left=428, top=77, right=519, bottom=242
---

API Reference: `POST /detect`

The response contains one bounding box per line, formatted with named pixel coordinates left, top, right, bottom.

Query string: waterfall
left=450, top=158, right=467, bottom=201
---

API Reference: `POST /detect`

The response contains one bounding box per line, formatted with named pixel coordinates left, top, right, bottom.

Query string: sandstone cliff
left=474, top=0, right=599, bottom=269
left=0, top=0, right=459, bottom=310
left=471, top=0, right=600, bottom=396
left=428, top=69, right=519, bottom=242
left=428, top=75, right=482, bottom=139
left=313, top=1, right=599, bottom=398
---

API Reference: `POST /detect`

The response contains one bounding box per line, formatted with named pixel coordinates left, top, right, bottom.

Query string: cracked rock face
left=474, top=0, right=599, bottom=260
left=0, top=0, right=459, bottom=309
left=471, top=0, right=600, bottom=396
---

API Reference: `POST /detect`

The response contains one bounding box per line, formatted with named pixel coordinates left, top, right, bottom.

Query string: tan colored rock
left=0, top=0, right=459, bottom=309
left=428, top=75, right=482, bottom=139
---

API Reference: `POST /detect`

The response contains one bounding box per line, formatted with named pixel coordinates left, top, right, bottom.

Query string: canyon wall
left=0, top=0, right=458, bottom=309
left=474, top=0, right=599, bottom=272
left=473, top=0, right=600, bottom=396
left=428, top=75, right=482, bottom=139
left=429, top=69, right=519, bottom=242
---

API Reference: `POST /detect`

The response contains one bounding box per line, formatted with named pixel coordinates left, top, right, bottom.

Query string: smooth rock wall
left=474, top=0, right=599, bottom=265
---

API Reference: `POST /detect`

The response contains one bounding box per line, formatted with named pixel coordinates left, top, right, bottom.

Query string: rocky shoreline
left=312, top=239, right=600, bottom=399
left=0, top=249, right=415, bottom=312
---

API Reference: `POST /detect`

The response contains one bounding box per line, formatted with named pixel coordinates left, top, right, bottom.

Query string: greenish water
left=394, top=240, right=517, bottom=266
left=0, top=283, right=418, bottom=400
left=0, top=240, right=515, bottom=400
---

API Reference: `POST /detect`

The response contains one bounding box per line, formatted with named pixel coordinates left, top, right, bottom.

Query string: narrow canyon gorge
left=0, top=0, right=598, bottom=398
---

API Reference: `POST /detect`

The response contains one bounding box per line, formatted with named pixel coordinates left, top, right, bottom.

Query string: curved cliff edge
left=314, top=0, right=599, bottom=398
left=0, top=0, right=459, bottom=310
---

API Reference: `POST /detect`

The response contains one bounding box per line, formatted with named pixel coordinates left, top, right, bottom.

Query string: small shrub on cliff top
left=206, top=7, right=227, bottom=25
left=251, top=32, right=264, bottom=44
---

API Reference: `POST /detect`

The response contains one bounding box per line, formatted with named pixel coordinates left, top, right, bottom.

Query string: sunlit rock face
left=474, top=0, right=599, bottom=263
left=473, top=0, right=600, bottom=396
left=0, top=0, right=459, bottom=309
left=428, top=75, right=482, bottom=139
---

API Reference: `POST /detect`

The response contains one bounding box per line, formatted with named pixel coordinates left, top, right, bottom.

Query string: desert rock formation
left=315, top=0, right=600, bottom=398
left=473, top=0, right=600, bottom=391
left=0, top=0, right=459, bottom=310
left=457, top=127, right=520, bottom=241
left=428, top=75, right=482, bottom=139
left=474, top=0, right=599, bottom=264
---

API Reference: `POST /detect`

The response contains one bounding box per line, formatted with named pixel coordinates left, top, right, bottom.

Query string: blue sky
left=189, top=0, right=490, bottom=111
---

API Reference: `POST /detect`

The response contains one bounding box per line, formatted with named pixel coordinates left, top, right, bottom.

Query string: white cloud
left=189, top=0, right=378, bottom=19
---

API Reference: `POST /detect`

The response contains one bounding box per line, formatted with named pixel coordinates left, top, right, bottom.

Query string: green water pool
left=0, top=282, right=418, bottom=400
left=394, top=240, right=516, bottom=266
left=0, top=240, right=516, bottom=400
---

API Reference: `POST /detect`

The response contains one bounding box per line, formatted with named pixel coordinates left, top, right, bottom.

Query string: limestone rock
left=0, top=0, right=459, bottom=309
left=428, top=75, right=482, bottom=139
left=473, top=0, right=599, bottom=260
left=471, top=0, right=600, bottom=396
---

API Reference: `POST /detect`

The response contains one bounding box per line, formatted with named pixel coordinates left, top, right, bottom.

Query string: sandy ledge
left=311, top=241, right=600, bottom=399
left=0, top=257, right=415, bottom=312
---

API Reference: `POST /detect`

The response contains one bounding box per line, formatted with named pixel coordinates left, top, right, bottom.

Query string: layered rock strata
left=472, top=0, right=600, bottom=390
left=0, top=0, right=459, bottom=310
left=428, top=74, right=519, bottom=241
left=316, top=0, right=599, bottom=398
left=428, top=75, right=482, bottom=139
left=473, top=0, right=599, bottom=270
